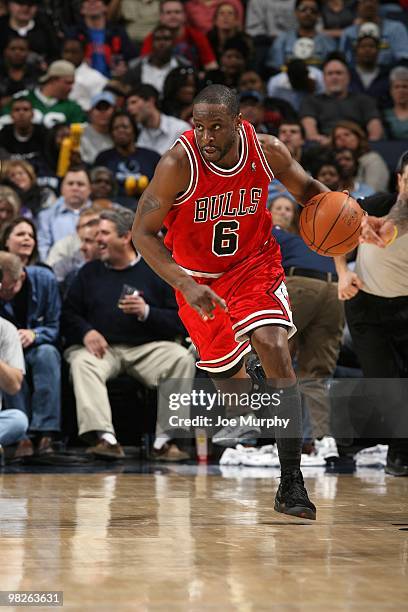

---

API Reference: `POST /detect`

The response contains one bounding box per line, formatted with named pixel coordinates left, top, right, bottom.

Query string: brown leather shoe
left=150, top=443, right=190, bottom=462
left=88, top=439, right=125, bottom=460
left=14, top=439, right=34, bottom=458
left=37, top=436, right=54, bottom=455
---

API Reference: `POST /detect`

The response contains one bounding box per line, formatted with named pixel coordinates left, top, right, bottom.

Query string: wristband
left=386, top=225, right=398, bottom=247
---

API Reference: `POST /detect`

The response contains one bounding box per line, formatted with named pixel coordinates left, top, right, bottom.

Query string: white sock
left=153, top=434, right=170, bottom=450
left=101, top=432, right=118, bottom=446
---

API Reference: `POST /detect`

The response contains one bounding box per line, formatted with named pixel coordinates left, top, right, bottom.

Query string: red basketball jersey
left=164, top=120, right=275, bottom=277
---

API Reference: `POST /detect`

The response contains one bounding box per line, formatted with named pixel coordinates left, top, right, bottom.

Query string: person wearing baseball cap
left=80, top=91, right=116, bottom=164
left=0, top=60, right=87, bottom=128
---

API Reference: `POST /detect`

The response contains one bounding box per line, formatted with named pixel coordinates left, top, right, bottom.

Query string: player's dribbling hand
left=84, top=329, right=109, bottom=359
left=359, top=215, right=396, bottom=248
left=337, top=270, right=363, bottom=301
left=183, top=283, right=227, bottom=321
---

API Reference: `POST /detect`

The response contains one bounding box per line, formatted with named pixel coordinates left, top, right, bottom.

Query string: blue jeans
left=4, top=344, right=61, bottom=433
left=0, top=410, right=28, bottom=445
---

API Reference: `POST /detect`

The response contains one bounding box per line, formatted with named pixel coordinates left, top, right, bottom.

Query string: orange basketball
left=299, top=192, right=364, bottom=256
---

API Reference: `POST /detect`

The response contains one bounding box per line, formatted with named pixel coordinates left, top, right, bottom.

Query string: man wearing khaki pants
left=271, top=203, right=344, bottom=458
left=62, top=207, right=195, bottom=460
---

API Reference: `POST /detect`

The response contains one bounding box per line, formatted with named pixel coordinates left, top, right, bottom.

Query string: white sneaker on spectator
left=300, top=452, right=326, bottom=467
left=315, top=436, right=339, bottom=460
left=354, top=444, right=388, bottom=467
left=219, top=447, right=242, bottom=465
left=243, top=444, right=280, bottom=467
left=212, top=418, right=260, bottom=447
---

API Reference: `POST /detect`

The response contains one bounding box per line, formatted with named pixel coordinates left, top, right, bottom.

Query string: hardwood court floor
left=0, top=465, right=407, bottom=611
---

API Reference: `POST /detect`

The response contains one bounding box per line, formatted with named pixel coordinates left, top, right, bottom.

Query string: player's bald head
left=194, top=85, right=240, bottom=117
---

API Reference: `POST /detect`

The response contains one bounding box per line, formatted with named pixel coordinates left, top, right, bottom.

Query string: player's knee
left=251, top=326, right=288, bottom=354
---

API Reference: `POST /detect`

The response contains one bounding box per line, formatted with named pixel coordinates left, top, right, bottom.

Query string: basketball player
left=132, top=85, right=387, bottom=520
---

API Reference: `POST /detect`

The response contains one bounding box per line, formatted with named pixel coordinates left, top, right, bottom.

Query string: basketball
left=299, top=192, right=364, bottom=256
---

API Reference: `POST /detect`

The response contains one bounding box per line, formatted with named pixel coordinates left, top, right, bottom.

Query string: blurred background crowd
left=0, top=0, right=407, bottom=470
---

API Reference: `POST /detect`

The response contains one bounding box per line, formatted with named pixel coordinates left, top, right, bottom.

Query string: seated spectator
left=334, top=147, right=375, bottom=200
left=300, top=55, right=384, bottom=145
left=0, top=0, right=60, bottom=63
left=62, top=208, right=196, bottom=461
left=278, top=120, right=306, bottom=165
left=186, top=0, right=243, bottom=35
left=267, top=57, right=324, bottom=112
left=269, top=194, right=298, bottom=231
left=37, top=166, right=92, bottom=260
left=140, top=0, right=218, bottom=71
left=46, top=206, right=103, bottom=284
left=267, top=120, right=307, bottom=202
left=64, top=0, right=135, bottom=79
left=0, top=251, right=61, bottom=458
left=207, top=1, right=249, bottom=62
left=272, top=204, right=344, bottom=451
left=0, top=35, right=42, bottom=108
left=126, top=84, right=190, bottom=156
left=204, top=35, right=251, bottom=89
left=239, top=90, right=270, bottom=134
left=90, top=166, right=116, bottom=201
left=349, top=29, right=391, bottom=110
left=124, top=25, right=191, bottom=95
left=0, top=96, right=49, bottom=174
left=161, top=66, right=198, bottom=122
left=245, top=0, right=297, bottom=42
left=383, top=66, right=408, bottom=140
left=321, top=0, right=354, bottom=39
left=315, top=157, right=341, bottom=191
left=0, top=315, right=28, bottom=457
left=238, top=69, right=265, bottom=94
left=0, top=216, right=39, bottom=265
left=0, top=61, right=87, bottom=129
left=94, top=111, right=160, bottom=208
left=266, top=0, right=336, bottom=72
left=80, top=91, right=115, bottom=164
left=118, top=0, right=160, bottom=47
left=0, top=185, right=21, bottom=231
left=4, top=160, right=56, bottom=217
left=62, top=38, right=108, bottom=112
left=340, top=0, right=408, bottom=69
left=239, top=69, right=299, bottom=130
left=331, top=119, right=390, bottom=192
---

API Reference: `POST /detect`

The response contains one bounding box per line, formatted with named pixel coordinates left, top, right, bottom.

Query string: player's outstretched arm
left=258, top=134, right=329, bottom=205
left=132, top=146, right=226, bottom=320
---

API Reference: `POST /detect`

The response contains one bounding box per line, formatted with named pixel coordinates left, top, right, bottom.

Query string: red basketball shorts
left=175, top=239, right=296, bottom=374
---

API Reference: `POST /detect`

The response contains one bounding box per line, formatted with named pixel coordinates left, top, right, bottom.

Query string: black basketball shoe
left=274, top=468, right=317, bottom=520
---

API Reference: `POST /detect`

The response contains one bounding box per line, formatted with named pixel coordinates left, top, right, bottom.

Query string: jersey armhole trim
left=250, top=123, right=274, bottom=182
left=173, top=135, right=199, bottom=206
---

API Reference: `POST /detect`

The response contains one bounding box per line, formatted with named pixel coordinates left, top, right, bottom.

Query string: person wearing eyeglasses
left=266, top=0, right=336, bottom=72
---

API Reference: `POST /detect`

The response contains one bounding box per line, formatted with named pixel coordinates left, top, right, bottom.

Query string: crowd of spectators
left=0, top=0, right=407, bottom=470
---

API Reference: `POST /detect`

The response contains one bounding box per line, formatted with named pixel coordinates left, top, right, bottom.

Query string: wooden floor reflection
left=0, top=466, right=407, bottom=611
